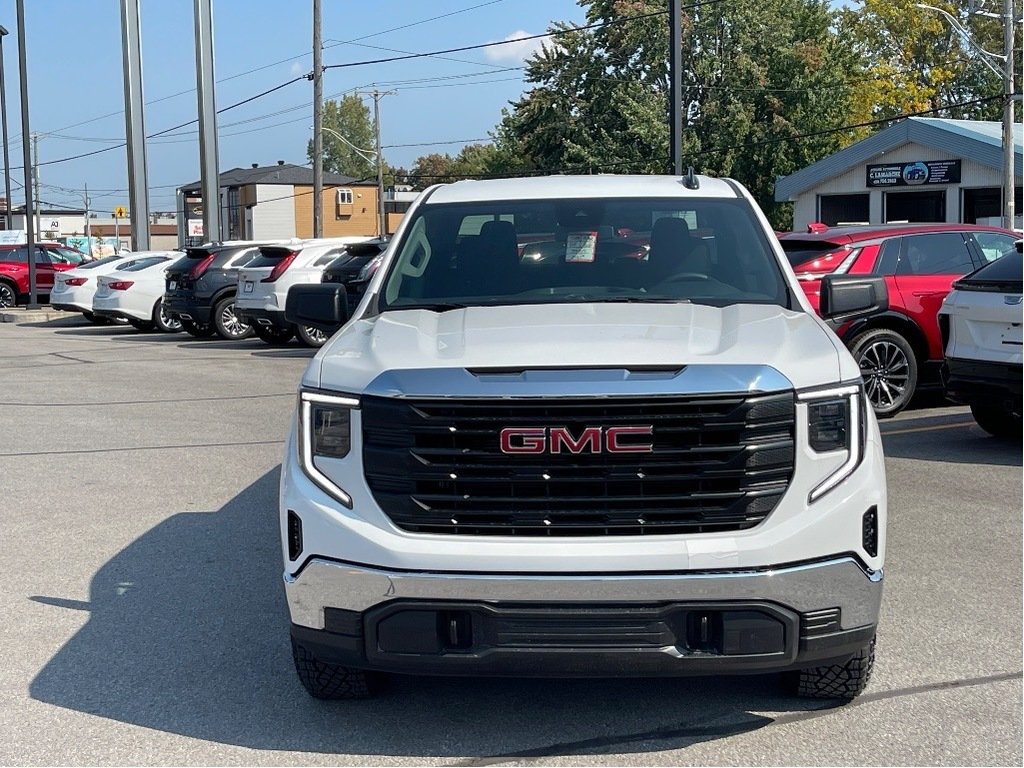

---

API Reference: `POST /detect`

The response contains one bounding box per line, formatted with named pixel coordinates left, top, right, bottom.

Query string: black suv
left=163, top=242, right=268, bottom=339
left=321, top=239, right=388, bottom=306
left=289, top=239, right=389, bottom=348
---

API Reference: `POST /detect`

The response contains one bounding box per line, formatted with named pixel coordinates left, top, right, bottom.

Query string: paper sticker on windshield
left=565, top=231, right=598, bottom=263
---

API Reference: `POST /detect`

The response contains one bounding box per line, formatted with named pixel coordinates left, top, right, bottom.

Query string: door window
left=897, top=233, right=974, bottom=276
left=971, top=232, right=1018, bottom=264
left=874, top=237, right=902, bottom=275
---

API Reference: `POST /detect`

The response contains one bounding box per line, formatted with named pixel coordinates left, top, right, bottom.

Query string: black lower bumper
left=942, top=357, right=1023, bottom=409
left=235, top=306, right=289, bottom=329
left=92, top=308, right=135, bottom=322
left=291, top=600, right=876, bottom=678
left=163, top=296, right=212, bottom=324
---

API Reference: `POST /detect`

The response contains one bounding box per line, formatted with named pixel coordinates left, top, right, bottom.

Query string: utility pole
left=373, top=90, right=385, bottom=237
left=1000, top=0, right=1015, bottom=230
left=194, top=0, right=220, bottom=243
left=31, top=132, right=39, bottom=240
left=312, top=0, right=323, bottom=238
left=0, top=26, right=12, bottom=232
left=351, top=89, right=394, bottom=237
left=16, top=0, right=36, bottom=307
left=668, top=0, right=682, bottom=175
left=83, top=183, right=90, bottom=245
left=121, top=0, right=151, bottom=250
left=917, top=2, right=1019, bottom=229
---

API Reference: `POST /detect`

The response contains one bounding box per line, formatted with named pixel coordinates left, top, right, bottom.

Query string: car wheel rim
left=221, top=303, right=250, bottom=337
left=304, top=326, right=327, bottom=343
left=160, top=304, right=182, bottom=331
left=859, top=340, right=910, bottom=410
left=0, top=284, right=14, bottom=308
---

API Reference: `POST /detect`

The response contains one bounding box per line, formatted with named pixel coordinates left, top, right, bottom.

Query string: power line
left=17, top=0, right=510, bottom=144
left=322, top=4, right=717, bottom=70
left=383, top=137, right=491, bottom=148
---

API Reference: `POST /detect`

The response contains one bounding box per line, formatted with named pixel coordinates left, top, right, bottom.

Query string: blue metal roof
left=775, top=117, right=1023, bottom=202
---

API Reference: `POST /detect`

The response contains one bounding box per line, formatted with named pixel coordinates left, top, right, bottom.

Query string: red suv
left=0, top=243, right=92, bottom=308
left=780, top=223, right=1019, bottom=416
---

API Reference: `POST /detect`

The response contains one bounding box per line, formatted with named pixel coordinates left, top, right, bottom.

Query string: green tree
left=490, top=0, right=861, bottom=227
left=407, top=144, right=500, bottom=189
left=839, top=0, right=1020, bottom=124
left=309, top=95, right=377, bottom=179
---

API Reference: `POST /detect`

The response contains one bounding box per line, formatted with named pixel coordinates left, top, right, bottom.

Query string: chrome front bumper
left=285, top=555, right=882, bottom=631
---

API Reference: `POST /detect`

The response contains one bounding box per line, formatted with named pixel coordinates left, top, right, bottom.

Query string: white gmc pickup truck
left=280, top=174, right=888, bottom=701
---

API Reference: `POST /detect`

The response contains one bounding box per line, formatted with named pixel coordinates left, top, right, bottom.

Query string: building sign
left=866, top=160, right=961, bottom=188
left=188, top=220, right=204, bottom=237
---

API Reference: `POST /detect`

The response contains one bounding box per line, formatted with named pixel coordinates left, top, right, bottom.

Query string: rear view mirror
left=285, top=284, right=349, bottom=334
left=819, top=274, right=888, bottom=323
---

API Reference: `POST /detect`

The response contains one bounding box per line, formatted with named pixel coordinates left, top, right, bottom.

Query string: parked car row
left=43, top=236, right=390, bottom=347
left=779, top=222, right=1020, bottom=416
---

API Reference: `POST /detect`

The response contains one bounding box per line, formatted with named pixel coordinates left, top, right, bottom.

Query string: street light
left=916, top=2, right=1018, bottom=229
left=0, top=26, right=11, bottom=233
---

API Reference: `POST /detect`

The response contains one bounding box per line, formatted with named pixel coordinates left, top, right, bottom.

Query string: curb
left=0, top=308, right=72, bottom=324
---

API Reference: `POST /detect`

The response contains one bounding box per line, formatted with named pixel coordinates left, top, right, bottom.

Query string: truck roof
left=426, top=174, right=740, bottom=204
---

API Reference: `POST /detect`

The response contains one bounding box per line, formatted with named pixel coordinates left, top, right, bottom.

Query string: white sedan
left=92, top=252, right=185, bottom=332
left=50, top=253, right=146, bottom=324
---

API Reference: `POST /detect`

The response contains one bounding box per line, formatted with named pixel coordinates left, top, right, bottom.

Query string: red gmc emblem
left=500, top=426, right=654, bottom=454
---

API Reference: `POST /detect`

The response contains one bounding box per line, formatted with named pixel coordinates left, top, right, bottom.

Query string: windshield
left=380, top=197, right=789, bottom=310
left=956, top=251, right=1023, bottom=290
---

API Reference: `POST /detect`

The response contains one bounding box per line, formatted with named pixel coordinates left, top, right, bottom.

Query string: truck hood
left=310, top=302, right=853, bottom=394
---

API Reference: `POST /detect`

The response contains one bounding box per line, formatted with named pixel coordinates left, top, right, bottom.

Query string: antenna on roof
left=683, top=166, right=700, bottom=190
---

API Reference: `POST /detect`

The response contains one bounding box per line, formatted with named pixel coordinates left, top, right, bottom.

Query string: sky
left=0, top=0, right=586, bottom=216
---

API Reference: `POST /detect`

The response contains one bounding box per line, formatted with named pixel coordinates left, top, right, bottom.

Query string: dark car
left=0, top=242, right=92, bottom=307
left=163, top=242, right=272, bottom=339
left=320, top=239, right=389, bottom=311
left=285, top=238, right=390, bottom=348
left=779, top=222, right=1019, bottom=416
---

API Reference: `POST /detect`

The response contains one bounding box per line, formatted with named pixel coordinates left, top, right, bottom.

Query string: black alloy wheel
left=850, top=328, right=918, bottom=417
left=296, top=324, right=330, bottom=348
left=153, top=299, right=183, bottom=333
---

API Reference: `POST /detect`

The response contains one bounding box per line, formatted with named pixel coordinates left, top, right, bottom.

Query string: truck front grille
left=361, top=392, right=795, bottom=536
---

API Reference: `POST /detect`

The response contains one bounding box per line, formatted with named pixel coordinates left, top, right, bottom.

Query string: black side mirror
left=285, top=283, right=349, bottom=333
left=819, top=274, right=888, bottom=323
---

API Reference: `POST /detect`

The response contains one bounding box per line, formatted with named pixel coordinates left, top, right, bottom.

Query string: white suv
left=279, top=174, right=888, bottom=701
left=939, top=240, right=1023, bottom=437
left=235, top=237, right=371, bottom=346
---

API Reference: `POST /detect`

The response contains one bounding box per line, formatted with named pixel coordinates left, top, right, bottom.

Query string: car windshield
left=380, top=197, right=789, bottom=310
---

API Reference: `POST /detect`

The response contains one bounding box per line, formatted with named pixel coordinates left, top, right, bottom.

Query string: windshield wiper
left=394, top=302, right=473, bottom=312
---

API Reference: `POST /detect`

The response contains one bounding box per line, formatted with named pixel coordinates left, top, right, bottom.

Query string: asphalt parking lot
left=1, top=315, right=1021, bottom=766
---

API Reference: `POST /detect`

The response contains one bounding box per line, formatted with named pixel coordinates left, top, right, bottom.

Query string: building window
left=336, top=189, right=353, bottom=205
left=884, top=190, right=945, bottom=223
left=817, top=193, right=869, bottom=226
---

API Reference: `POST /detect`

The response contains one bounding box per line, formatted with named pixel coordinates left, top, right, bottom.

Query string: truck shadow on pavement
left=879, top=414, right=1023, bottom=467
left=29, top=469, right=837, bottom=758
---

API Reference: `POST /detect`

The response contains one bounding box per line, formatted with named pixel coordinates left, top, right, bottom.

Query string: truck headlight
left=298, top=389, right=358, bottom=508
left=799, top=383, right=865, bottom=504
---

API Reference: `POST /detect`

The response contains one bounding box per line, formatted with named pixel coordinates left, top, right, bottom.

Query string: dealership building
left=775, top=117, right=1022, bottom=230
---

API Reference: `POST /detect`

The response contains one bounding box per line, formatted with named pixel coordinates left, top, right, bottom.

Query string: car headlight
left=298, top=389, right=358, bottom=508
left=798, top=383, right=865, bottom=503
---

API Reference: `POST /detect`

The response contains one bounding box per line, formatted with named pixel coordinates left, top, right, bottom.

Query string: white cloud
left=290, top=61, right=305, bottom=76
left=484, top=30, right=551, bottom=64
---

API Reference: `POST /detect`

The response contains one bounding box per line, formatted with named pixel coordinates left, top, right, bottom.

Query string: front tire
left=794, top=636, right=875, bottom=700
left=253, top=324, right=295, bottom=345
left=213, top=296, right=253, bottom=340
left=180, top=317, right=216, bottom=338
left=296, top=324, right=330, bottom=348
left=850, top=328, right=918, bottom=417
left=970, top=402, right=1023, bottom=439
left=291, top=639, right=380, bottom=700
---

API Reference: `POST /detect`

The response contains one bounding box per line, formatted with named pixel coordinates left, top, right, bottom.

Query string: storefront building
left=775, top=117, right=1022, bottom=231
